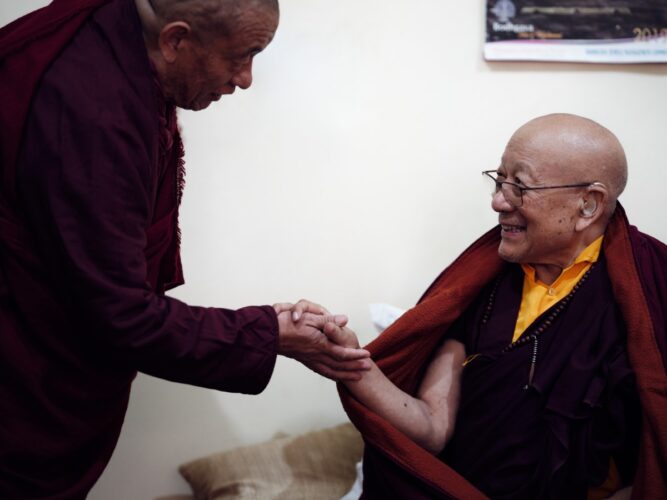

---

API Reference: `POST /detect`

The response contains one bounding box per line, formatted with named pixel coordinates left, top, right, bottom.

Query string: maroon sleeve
left=16, top=45, right=278, bottom=395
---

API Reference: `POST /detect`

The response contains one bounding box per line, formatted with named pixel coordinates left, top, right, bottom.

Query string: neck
left=532, top=264, right=563, bottom=286
left=134, top=0, right=167, bottom=90
left=135, top=0, right=159, bottom=32
left=135, top=0, right=160, bottom=57
left=530, top=229, right=604, bottom=285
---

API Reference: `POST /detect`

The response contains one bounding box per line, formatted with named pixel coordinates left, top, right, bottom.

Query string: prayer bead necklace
left=479, top=265, right=595, bottom=390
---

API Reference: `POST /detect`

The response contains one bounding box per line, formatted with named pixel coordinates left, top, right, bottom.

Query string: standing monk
left=334, top=114, right=667, bottom=499
left=0, top=0, right=369, bottom=498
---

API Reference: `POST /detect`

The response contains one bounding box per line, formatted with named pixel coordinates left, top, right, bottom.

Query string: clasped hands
left=273, top=299, right=370, bottom=382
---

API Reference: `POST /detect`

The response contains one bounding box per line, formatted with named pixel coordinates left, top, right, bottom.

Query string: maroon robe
left=0, top=0, right=278, bottom=497
left=340, top=205, right=667, bottom=499
left=437, top=256, right=639, bottom=498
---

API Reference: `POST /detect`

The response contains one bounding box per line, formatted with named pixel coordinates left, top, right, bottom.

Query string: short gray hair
left=148, top=0, right=279, bottom=41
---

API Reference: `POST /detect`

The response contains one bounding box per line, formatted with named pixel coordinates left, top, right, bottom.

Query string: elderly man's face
left=165, top=7, right=278, bottom=111
left=491, top=132, right=587, bottom=269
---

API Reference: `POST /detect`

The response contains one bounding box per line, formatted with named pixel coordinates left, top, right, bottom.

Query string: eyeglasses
left=482, top=170, right=594, bottom=207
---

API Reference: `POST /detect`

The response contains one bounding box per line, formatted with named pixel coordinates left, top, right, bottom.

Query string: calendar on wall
left=484, top=0, right=667, bottom=63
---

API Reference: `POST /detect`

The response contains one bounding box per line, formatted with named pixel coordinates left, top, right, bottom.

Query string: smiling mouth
left=501, top=224, right=525, bottom=233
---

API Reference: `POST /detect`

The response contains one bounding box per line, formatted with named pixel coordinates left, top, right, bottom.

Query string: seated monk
left=331, top=113, right=667, bottom=499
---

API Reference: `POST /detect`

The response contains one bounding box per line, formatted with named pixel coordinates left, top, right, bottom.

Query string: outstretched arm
left=326, top=322, right=466, bottom=454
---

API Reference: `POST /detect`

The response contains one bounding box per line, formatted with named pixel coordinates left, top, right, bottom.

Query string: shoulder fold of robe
left=339, top=204, right=667, bottom=499
left=0, top=0, right=186, bottom=291
left=0, top=0, right=111, bottom=203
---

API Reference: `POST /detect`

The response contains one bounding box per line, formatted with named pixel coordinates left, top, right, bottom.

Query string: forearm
left=344, top=361, right=449, bottom=454
left=338, top=334, right=464, bottom=454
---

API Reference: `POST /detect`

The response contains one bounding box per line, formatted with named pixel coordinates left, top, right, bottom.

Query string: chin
left=173, top=95, right=212, bottom=111
left=188, top=101, right=212, bottom=112
left=497, top=244, right=522, bottom=263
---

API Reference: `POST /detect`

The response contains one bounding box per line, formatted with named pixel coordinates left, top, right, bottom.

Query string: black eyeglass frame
left=482, top=170, right=595, bottom=207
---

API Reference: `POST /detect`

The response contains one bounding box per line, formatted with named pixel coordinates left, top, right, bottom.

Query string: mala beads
left=474, top=265, right=595, bottom=390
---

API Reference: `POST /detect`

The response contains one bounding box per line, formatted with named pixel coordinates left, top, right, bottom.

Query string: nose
left=231, top=59, right=253, bottom=90
left=491, top=188, right=514, bottom=213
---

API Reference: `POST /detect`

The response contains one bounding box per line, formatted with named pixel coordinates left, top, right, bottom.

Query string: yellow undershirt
left=513, top=235, right=604, bottom=343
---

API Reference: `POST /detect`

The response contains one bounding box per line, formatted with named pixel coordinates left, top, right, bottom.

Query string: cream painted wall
left=2, top=1, right=666, bottom=499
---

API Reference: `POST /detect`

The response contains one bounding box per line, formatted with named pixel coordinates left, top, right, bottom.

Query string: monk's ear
left=158, top=21, right=193, bottom=63
left=575, top=183, right=607, bottom=231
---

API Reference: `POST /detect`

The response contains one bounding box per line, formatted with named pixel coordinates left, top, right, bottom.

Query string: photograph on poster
left=485, top=0, right=667, bottom=63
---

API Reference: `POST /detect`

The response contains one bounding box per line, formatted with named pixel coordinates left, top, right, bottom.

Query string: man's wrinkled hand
left=277, top=311, right=370, bottom=382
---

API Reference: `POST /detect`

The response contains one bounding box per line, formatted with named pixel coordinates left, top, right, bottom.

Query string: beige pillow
left=179, top=423, right=363, bottom=500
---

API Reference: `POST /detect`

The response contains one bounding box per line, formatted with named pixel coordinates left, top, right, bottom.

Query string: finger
left=304, top=313, right=348, bottom=330
left=292, top=299, right=330, bottom=322
left=273, top=302, right=294, bottom=315
left=327, top=343, right=371, bottom=361
left=334, top=315, right=348, bottom=327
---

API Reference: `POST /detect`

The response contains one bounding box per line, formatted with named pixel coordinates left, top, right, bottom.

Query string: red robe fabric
left=0, top=0, right=111, bottom=202
left=1, top=1, right=278, bottom=497
left=340, top=205, right=667, bottom=499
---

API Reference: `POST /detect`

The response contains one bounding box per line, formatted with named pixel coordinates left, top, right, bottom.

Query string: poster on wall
left=485, top=1, right=667, bottom=63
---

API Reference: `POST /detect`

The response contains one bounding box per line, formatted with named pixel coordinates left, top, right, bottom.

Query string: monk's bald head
left=510, top=113, right=627, bottom=212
